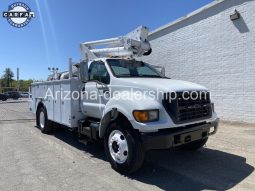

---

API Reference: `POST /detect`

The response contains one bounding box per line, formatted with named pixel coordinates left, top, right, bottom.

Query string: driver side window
left=88, top=61, right=110, bottom=84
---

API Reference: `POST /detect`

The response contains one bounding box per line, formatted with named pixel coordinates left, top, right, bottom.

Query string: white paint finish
left=143, top=0, right=255, bottom=123
left=31, top=79, right=84, bottom=128
left=53, top=84, right=61, bottom=122
left=82, top=81, right=102, bottom=119
left=46, top=85, right=54, bottom=120
left=61, top=83, right=71, bottom=126
left=31, top=57, right=218, bottom=132
left=115, top=78, right=208, bottom=92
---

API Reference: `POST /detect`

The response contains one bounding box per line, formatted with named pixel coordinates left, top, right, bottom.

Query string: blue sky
left=0, top=0, right=213, bottom=80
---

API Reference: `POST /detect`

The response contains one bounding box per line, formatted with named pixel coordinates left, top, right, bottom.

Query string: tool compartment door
left=46, top=84, right=54, bottom=120
left=61, top=83, right=71, bottom=126
left=53, top=84, right=61, bottom=122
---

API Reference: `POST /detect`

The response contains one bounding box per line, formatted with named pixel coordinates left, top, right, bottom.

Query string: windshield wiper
left=117, top=74, right=166, bottom=78
left=117, top=74, right=133, bottom=77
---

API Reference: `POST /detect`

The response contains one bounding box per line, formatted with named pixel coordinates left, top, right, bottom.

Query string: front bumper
left=141, top=118, right=219, bottom=150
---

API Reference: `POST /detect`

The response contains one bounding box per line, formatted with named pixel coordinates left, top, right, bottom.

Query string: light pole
left=48, top=67, right=59, bottom=80
left=17, top=67, right=19, bottom=91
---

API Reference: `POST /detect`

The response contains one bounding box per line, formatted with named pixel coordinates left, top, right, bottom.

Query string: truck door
left=82, top=61, right=110, bottom=119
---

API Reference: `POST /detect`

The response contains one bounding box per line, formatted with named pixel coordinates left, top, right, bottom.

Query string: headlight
left=133, top=110, right=159, bottom=122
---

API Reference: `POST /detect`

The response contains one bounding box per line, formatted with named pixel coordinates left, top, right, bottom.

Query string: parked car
left=4, top=91, right=21, bottom=100
left=0, top=93, right=8, bottom=101
left=19, top=92, right=29, bottom=98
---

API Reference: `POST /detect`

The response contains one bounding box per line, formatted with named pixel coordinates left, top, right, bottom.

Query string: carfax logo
left=2, top=2, right=35, bottom=28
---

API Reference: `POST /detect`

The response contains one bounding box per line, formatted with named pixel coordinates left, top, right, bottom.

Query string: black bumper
left=141, top=118, right=219, bottom=150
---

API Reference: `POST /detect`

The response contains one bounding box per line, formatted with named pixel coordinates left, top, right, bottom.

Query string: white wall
left=143, top=0, right=255, bottom=123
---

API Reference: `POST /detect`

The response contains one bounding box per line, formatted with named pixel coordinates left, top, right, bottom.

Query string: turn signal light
left=133, top=110, right=159, bottom=122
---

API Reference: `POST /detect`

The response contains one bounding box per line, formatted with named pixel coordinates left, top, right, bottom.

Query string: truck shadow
left=52, top=128, right=254, bottom=191
left=130, top=149, right=254, bottom=190
left=53, top=127, right=107, bottom=161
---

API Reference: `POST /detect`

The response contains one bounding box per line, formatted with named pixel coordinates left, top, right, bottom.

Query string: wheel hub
left=112, top=141, right=119, bottom=153
left=39, top=111, right=45, bottom=129
left=108, top=130, right=128, bottom=164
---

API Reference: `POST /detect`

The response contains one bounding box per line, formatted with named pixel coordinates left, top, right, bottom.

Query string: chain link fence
left=0, top=99, right=35, bottom=122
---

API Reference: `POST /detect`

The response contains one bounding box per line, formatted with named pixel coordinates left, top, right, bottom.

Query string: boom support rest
left=80, top=26, right=152, bottom=61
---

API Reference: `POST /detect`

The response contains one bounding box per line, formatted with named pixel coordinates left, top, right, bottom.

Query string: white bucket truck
left=29, top=26, right=219, bottom=174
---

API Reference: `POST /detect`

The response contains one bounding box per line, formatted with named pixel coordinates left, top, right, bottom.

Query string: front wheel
left=104, top=119, right=144, bottom=174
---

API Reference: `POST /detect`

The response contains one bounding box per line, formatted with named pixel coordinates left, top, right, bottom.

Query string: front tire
left=37, top=107, right=52, bottom=134
left=104, top=119, right=144, bottom=174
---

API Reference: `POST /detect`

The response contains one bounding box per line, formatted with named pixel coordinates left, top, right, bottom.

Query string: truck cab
left=30, top=26, right=219, bottom=174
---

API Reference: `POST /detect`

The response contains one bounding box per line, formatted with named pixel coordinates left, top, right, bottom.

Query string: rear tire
left=182, top=138, right=208, bottom=150
left=36, top=107, right=52, bottom=134
left=104, top=118, right=144, bottom=174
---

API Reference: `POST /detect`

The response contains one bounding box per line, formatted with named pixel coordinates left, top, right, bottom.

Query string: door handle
left=103, top=90, right=109, bottom=94
left=96, top=82, right=109, bottom=90
left=82, top=87, right=85, bottom=94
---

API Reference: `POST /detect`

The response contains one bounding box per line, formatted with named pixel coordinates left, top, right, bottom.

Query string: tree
left=2, top=68, right=14, bottom=87
left=19, top=79, right=33, bottom=91
left=0, top=68, right=32, bottom=92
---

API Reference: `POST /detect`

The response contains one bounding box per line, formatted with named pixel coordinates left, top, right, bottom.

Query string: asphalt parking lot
left=0, top=101, right=254, bottom=191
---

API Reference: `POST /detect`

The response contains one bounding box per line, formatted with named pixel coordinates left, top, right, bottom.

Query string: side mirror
left=80, top=61, right=89, bottom=82
left=96, top=82, right=108, bottom=90
left=100, top=74, right=110, bottom=84
left=161, top=66, right=165, bottom=77
left=151, top=65, right=166, bottom=77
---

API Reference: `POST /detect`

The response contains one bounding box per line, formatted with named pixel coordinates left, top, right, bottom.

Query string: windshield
left=107, top=59, right=163, bottom=78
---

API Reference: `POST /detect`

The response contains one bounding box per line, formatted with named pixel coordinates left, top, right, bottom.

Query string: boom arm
left=80, top=26, right=152, bottom=61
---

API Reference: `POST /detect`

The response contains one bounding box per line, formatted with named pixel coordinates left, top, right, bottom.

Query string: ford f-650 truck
left=29, top=26, right=219, bottom=174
